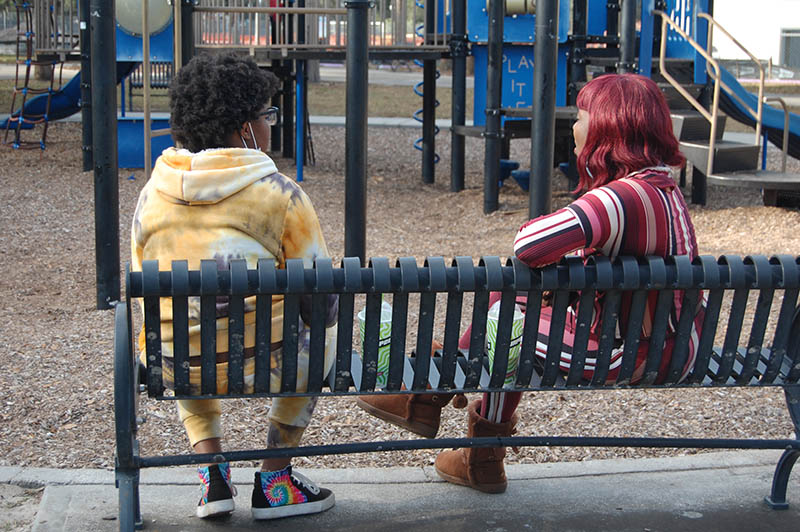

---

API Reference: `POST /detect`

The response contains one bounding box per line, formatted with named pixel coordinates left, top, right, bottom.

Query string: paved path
left=2, top=450, right=799, bottom=531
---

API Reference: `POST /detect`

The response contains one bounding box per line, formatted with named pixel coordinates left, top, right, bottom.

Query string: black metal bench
left=114, top=255, right=800, bottom=531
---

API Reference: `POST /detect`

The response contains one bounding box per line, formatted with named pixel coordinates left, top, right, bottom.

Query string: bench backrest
left=125, top=255, right=800, bottom=400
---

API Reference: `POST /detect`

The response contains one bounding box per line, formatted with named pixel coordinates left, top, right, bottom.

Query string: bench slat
left=334, top=292, right=355, bottom=392
left=515, top=289, right=543, bottom=388
left=387, top=292, right=409, bottom=391
left=281, top=293, right=301, bottom=393
left=142, top=261, right=164, bottom=397
left=465, top=290, right=490, bottom=389
left=254, top=260, right=276, bottom=394
left=566, top=289, right=596, bottom=386
left=488, top=291, right=516, bottom=389
left=227, top=260, right=248, bottom=395
left=543, top=290, right=571, bottom=386
left=718, top=288, right=748, bottom=383
left=307, top=293, right=328, bottom=393
left=665, top=288, right=701, bottom=384
left=616, top=289, right=647, bottom=385
left=641, top=289, right=673, bottom=384
left=439, top=291, right=463, bottom=390
left=592, top=290, right=622, bottom=385
left=413, top=292, right=436, bottom=391
left=739, top=288, right=774, bottom=384
left=170, top=261, right=191, bottom=396
left=688, top=288, right=724, bottom=384
left=199, top=260, right=218, bottom=395
left=361, top=292, right=382, bottom=391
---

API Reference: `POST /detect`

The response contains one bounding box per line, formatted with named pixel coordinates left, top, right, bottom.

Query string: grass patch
left=307, top=81, right=474, bottom=119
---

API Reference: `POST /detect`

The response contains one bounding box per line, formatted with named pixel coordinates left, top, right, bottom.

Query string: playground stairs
left=671, top=109, right=800, bottom=206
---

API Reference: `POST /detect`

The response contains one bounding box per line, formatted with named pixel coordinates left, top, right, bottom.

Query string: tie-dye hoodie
left=132, top=147, right=337, bottom=396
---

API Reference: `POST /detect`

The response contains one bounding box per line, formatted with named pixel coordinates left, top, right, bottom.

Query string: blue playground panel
left=118, top=117, right=173, bottom=168
left=468, top=0, right=570, bottom=125
left=116, top=21, right=174, bottom=63
left=466, top=0, right=570, bottom=44
left=472, top=44, right=569, bottom=126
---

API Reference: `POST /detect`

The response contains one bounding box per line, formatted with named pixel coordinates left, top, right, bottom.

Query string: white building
left=712, top=0, right=800, bottom=68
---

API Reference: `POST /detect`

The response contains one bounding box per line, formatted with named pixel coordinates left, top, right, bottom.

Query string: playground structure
left=4, top=0, right=800, bottom=308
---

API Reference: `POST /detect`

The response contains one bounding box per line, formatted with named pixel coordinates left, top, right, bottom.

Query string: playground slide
left=1, top=62, right=136, bottom=130
left=717, top=64, right=800, bottom=160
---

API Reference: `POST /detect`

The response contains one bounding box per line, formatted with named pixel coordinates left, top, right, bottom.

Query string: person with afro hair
left=131, top=52, right=338, bottom=521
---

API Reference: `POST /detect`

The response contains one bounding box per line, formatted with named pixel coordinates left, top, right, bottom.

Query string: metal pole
left=422, top=0, right=436, bottom=183
left=90, top=0, right=120, bottom=309
left=529, top=0, right=559, bottom=218
left=568, top=0, right=587, bottom=104
left=181, top=0, right=195, bottom=65
left=282, top=62, right=294, bottom=158
left=296, top=0, right=306, bottom=181
left=143, top=0, right=152, bottom=179
left=296, top=60, right=305, bottom=182
left=483, top=0, right=504, bottom=214
left=173, top=0, right=182, bottom=70
left=449, top=0, right=467, bottom=192
left=422, top=59, right=436, bottom=184
left=618, top=0, right=636, bottom=73
left=79, top=0, right=92, bottom=171
left=344, top=0, right=370, bottom=264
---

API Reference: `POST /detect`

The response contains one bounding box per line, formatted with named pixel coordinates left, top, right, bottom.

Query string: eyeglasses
left=257, top=106, right=280, bottom=127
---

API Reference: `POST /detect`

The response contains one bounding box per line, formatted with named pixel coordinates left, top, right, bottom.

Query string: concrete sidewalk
left=3, top=450, right=799, bottom=531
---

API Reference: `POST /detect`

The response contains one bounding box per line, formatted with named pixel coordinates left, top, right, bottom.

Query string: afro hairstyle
left=168, top=52, right=280, bottom=152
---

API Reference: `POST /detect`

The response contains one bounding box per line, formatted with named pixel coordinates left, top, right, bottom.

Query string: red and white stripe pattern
left=513, top=167, right=704, bottom=384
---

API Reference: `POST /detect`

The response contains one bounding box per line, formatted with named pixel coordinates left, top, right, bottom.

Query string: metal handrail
left=764, top=96, right=790, bottom=172
left=697, top=13, right=764, bottom=144
left=193, top=6, right=348, bottom=15
left=653, top=10, right=721, bottom=176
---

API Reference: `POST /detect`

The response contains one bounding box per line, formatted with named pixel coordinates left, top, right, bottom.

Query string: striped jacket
left=513, top=167, right=704, bottom=383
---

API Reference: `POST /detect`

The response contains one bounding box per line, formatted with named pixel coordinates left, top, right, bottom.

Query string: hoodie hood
left=151, top=147, right=279, bottom=205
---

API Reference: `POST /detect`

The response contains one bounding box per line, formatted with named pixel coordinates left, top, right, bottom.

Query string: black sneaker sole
left=251, top=493, right=335, bottom=520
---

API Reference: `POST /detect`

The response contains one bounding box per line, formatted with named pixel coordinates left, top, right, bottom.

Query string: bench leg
left=117, top=469, right=143, bottom=531
left=765, top=386, right=800, bottom=509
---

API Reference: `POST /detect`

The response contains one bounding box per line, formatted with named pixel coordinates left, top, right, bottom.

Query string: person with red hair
left=358, top=73, right=706, bottom=494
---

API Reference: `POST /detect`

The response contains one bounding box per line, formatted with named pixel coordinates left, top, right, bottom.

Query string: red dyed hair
left=575, top=74, right=684, bottom=192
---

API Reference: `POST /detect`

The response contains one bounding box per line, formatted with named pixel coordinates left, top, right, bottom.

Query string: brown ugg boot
left=356, top=392, right=456, bottom=438
left=434, top=399, right=517, bottom=494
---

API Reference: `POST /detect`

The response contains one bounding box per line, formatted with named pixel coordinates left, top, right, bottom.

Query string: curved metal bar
left=369, top=257, right=391, bottom=293
left=425, top=256, right=448, bottom=291
left=618, top=256, right=640, bottom=290
left=454, top=256, right=476, bottom=291
left=481, top=256, right=504, bottom=291
left=745, top=255, right=775, bottom=290
left=591, top=255, right=615, bottom=290
left=510, top=256, right=533, bottom=291
left=565, top=255, right=587, bottom=290
left=314, top=257, right=335, bottom=292
left=397, top=257, right=420, bottom=292
left=342, top=256, right=363, bottom=291
left=644, top=256, right=667, bottom=289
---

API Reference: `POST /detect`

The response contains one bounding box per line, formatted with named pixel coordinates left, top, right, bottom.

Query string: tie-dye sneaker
left=196, top=463, right=237, bottom=518
left=251, top=465, right=335, bottom=520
